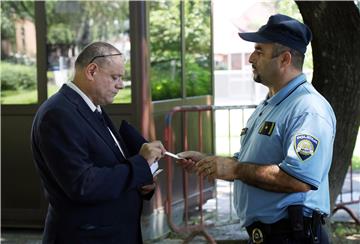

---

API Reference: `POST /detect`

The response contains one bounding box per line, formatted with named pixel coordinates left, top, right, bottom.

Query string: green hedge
left=186, top=58, right=211, bottom=97
left=151, top=58, right=211, bottom=101
left=1, top=61, right=36, bottom=91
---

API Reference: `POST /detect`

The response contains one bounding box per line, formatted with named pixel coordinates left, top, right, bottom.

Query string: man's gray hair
left=75, top=42, right=122, bottom=69
left=272, top=43, right=304, bottom=71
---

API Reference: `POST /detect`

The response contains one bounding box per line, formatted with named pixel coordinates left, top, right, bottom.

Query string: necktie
left=94, top=110, right=108, bottom=128
left=94, top=110, right=126, bottom=158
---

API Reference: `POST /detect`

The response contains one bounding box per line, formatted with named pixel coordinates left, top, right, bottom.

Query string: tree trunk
left=295, top=1, right=360, bottom=211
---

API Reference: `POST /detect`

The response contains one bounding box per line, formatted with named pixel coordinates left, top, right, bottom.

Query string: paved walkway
left=1, top=173, right=359, bottom=243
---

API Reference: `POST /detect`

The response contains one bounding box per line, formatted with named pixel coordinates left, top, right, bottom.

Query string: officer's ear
left=280, top=51, right=292, bottom=67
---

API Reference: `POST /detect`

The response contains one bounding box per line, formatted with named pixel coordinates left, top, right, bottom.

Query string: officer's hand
left=177, top=151, right=206, bottom=162
left=176, top=151, right=206, bottom=173
left=196, top=156, right=237, bottom=181
left=139, top=141, right=166, bottom=166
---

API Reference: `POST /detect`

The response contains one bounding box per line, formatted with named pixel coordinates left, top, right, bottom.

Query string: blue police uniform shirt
left=233, top=73, right=336, bottom=227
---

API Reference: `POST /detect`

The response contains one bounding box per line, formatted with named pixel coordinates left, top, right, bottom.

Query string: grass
left=1, top=85, right=131, bottom=104
left=1, top=89, right=38, bottom=104
left=113, top=87, right=131, bottom=103
left=332, top=222, right=360, bottom=243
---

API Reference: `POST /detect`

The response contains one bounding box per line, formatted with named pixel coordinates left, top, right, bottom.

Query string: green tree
left=149, top=1, right=181, bottom=64
left=1, top=1, right=34, bottom=58
left=149, top=0, right=212, bottom=100
left=46, top=1, right=129, bottom=48
left=185, top=0, right=211, bottom=97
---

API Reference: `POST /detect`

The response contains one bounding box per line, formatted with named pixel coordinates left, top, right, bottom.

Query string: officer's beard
left=252, top=65, right=263, bottom=84
left=252, top=65, right=262, bottom=84
left=253, top=73, right=262, bottom=84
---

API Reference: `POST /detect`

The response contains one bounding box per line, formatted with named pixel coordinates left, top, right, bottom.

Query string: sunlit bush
left=1, top=62, right=36, bottom=91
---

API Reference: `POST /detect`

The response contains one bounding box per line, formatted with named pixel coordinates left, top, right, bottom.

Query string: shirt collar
left=267, top=73, right=307, bottom=106
left=66, top=82, right=102, bottom=113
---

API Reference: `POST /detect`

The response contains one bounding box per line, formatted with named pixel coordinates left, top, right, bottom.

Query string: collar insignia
left=241, top=127, right=248, bottom=136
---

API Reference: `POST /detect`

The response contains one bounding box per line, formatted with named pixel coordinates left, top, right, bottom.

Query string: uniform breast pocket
left=258, top=121, right=276, bottom=136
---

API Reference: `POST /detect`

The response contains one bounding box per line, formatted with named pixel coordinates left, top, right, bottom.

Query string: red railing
left=163, top=105, right=359, bottom=243
left=333, top=163, right=360, bottom=224
left=164, top=105, right=216, bottom=243
left=163, top=105, right=255, bottom=242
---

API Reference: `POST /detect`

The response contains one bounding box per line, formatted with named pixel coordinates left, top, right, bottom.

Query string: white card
left=152, top=168, right=163, bottom=177
left=164, top=151, right=181, bottom=159
left=150, top=161, right=159, bottom=175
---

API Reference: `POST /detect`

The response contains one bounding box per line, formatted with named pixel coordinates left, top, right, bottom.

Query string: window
left=244, top=53, right=252, bottom=66
left=150, top=0, right=212, bottom=101
left=149, top=0, right=181, bottom=101
left=45, top=1, right=131, bottom=103
left=185, top=0, right=212, bottom=97
left=230, top=53, right=242, bottom=70
left=214, top=54, right=228, bottom=70
left=1, top=1, right=37, bottom=104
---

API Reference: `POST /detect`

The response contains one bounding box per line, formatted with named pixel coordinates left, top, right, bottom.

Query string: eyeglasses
left=98, top=66, right=123, bottom=84
left=88, top=53, right=122, bottom=64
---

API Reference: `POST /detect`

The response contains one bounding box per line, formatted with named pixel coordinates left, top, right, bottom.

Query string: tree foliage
left=1, top=1, right=129, bottom=51
left=45, top=1, right=129, bottom=48
left=149, top=0, right=212, bottom=100
left=1, top=1, right=34, bottom=46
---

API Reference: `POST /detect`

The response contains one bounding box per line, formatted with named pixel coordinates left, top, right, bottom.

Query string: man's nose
left=116, top=79, right=124, bottom=89
left=249, top=52, right=255, bottom=64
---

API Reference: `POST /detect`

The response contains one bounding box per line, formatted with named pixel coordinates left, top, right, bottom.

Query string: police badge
left=294, top=134, right=319, bottom=161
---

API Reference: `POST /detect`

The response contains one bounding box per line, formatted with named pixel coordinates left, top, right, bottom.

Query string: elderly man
left=31, top=42, right=165, bottom=244
left=179, top=14, right=335, bottom=244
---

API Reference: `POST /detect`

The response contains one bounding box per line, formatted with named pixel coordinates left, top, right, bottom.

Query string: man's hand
left=196, top=156, right=238, bottom=181
left=176, top=151, right=207, bottom=173
left=139, top=141, right=166, bottom=166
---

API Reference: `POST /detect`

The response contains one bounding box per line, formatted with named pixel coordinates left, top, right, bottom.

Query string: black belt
left=246, top=217, right=312, bottom=243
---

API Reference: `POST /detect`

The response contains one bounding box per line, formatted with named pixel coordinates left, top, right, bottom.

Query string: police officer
left=178, top=14, right=336, bottom=244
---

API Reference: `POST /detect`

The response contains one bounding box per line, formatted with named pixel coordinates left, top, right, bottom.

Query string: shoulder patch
left=294, top=134, right=319, bottom=161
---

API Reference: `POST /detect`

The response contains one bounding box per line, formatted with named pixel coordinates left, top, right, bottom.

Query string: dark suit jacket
left=31, top=84, right=153, bottom=244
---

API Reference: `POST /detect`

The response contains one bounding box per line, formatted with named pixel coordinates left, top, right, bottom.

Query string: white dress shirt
left=66, top=82, right=126, bottom=158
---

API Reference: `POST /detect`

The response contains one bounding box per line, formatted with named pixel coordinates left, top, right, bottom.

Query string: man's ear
left=85, top=63, right=97, bottom=80
left=280, top=51, right=292, bottom=67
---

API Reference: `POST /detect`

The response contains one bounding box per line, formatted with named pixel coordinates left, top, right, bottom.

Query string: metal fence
left=163, top=105, right=359, bottom=242
left=163, top=105, right=255, bottom=242
left=333, top=163, right=360, bottom=224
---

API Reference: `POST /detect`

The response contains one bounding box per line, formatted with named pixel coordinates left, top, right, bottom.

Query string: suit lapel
left=60, top=85, right=125, bottom=162
left=102, top=110, right=130, bottom=158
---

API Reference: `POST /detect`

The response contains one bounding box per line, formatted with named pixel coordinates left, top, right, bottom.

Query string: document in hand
left=152, top=163, right=163, bottom=177
left=119, top=120, right=163, bottom=176
left=165, top=151, right=182, bottom=159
